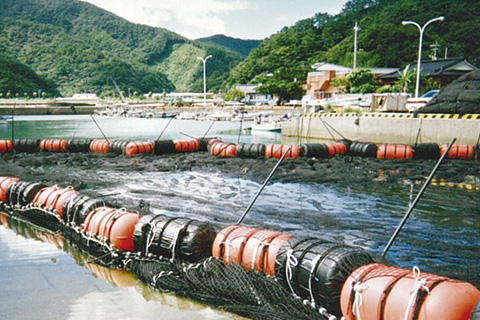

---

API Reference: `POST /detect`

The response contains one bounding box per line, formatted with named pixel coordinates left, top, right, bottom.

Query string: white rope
left=303, top=254, right=321, bottom=307
left=224, top=238, right=233, bottom=263
left=145, top=222, right=159, bottom=255
left=169, top=226, right=184, bottom=261
left=404, top=266, right=430, bottom=320
left=285, top=249, right=299, bottom=296
left=250, top=240, right=271, bottom=271
left=352, top=281, right=369, bottom=320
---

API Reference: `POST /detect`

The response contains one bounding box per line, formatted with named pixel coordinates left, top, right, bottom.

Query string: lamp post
left=197, top=55, right=212, bottom=106
left=402, top=16, right=444, bottom=97
left=353, top=21, right=360, bottom=70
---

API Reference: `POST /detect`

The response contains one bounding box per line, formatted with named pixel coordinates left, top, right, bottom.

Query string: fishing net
left=126, top=256, right=328, bottom=320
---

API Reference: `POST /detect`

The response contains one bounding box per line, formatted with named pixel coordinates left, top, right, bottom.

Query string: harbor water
left=0, top=115, right=479, bottom=319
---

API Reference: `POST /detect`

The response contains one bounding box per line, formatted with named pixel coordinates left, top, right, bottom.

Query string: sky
left=80, top=0, right=347, bottom=40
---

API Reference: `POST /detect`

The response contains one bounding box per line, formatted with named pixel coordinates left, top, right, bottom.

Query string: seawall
left=282, top=113, right=480, bottom=145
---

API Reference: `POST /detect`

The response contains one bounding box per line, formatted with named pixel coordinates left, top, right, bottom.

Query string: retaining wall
left=282, top=113, right=480, bottom=145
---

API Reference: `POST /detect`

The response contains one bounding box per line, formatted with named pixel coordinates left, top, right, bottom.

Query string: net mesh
left=1, top=209, right=329, bottom=320
left=127, top=257, right=326, bottom=320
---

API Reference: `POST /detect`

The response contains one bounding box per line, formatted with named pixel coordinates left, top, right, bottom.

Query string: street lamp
left=353, top=21, right=360, bottom=70
left=402, top=16, right=444, bottom=98
left=197, top=55, right=212, bottom=106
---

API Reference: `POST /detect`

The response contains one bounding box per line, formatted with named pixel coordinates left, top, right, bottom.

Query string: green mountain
left=196, top=35, right=261, bottom=58
left=0, top=54, right=59, bottom=97
left=0, top=0, right=244, bottom=96
left=226, top=0, right=480, bottom=99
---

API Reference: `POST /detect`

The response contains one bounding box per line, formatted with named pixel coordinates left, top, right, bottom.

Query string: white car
left=405, top=90, right=440, bottom=112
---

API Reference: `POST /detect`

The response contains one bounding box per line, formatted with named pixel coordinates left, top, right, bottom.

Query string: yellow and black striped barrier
left=301, top=113, right=480, bottom=120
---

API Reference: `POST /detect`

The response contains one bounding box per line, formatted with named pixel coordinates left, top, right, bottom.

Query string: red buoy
left=341, top=263, right=480, bottom=320
left=241, top=229, right=282, bottom=272
left=125, top=141, right=154, bottom=156
left=0, top=140, right=13, bottom=153
left=209, top=141, right=237, bottom=158
left=440, top=144, right=475, bottom=160
left=40, top=139, right=68, bottom=152
left=325, top=142, right=348, bottom=158
left=377, top=144, right=414, bottom=160
left=0, top=176, right=20, bottom=203
left=90, top=139, right=110, bottom=153
left=265, top=144, right=300, bottom=159
left=173, top=139, right=200, bottom=153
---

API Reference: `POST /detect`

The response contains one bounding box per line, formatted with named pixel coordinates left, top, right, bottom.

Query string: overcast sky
left=80, top=0, right=347, bottom=40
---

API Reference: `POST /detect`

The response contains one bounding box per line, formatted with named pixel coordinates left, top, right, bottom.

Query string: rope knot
left=353, top=281, right=369, bottom=320
left=404, top=266, right=430, bottom=320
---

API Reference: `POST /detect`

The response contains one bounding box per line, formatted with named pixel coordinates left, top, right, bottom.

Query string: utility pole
left=430, top=41, right=440, bottom=60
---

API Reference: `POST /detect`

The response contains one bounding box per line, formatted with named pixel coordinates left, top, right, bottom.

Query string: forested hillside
left=0, top=54, right=59, bottom=97
left=197, top=35, right=261, bottom=58
left=0, top=0, right=243, bottom=96
left=1, top=0, right=478, bottom=99
left=226, top=0, right=480, bottom=100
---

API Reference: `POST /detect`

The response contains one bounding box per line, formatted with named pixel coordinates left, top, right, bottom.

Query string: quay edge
left=282, top=113, right=480, bottom=145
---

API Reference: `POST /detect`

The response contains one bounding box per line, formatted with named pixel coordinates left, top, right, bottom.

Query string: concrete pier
left=282, top=113, right=480, bottom=145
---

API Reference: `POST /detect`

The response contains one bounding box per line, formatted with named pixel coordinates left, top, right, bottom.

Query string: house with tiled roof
left=305, top=63, right=396, bottom=99
left=377, top=58, right=477, bottom=88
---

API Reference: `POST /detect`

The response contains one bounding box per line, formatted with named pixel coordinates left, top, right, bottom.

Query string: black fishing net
left=127, top=257, right=327, bottom=320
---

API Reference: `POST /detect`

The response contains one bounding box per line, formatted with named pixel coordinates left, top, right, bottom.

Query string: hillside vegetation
left=1, top=0, right=479, bottom=100
left=0, top=54, right=59, bottom=97
left=197, top=35, right=261, bottom=58
left=226, top=0, right=480, bottom=100
left=0, top=0, right=243, bottom=96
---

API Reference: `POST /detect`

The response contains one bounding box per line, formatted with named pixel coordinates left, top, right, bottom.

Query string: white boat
left=204, top=111, right=234, bottom=121
left=250, top=121, right=284, bottom=132
left=0, top=116, right=7, bottom=125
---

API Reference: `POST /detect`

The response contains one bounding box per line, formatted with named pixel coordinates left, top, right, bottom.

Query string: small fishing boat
left=250, top=121, right=283, bottom=132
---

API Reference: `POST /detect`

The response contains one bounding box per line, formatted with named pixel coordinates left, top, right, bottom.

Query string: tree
left=394, top=65, right=415, bottom=93
left=347, top=69, right=377, bottom=93
left=223, top=89, right=245, bottom=102
left=256, top=79, right=304, bottom=104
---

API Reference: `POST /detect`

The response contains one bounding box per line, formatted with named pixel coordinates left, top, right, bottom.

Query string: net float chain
left=1, top=175, right=479, bottom=319
left=0, top=138, right=478, bottom=161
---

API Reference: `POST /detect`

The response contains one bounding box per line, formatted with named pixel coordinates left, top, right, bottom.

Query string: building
left=235, top=84, right=272, bottom=104
left=305, top=63, right=396, bottom=99
left=377, top=58, right=478, bottom=88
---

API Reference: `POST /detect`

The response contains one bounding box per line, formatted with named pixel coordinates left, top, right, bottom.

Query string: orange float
left=263, top=233, right=293, bottom=276
left=83, top=207, right=112, bottom=235
left=0, top=139, right=13, bottom=153
left=377, top=144, right=414, bottom=160
left=212, top=225, right=242, bottom=259
left=32, top=186, right=79, bottom=218
left=90, top=139, right=110, bottom=153
left=325, top=142, right=348, bottom=158
left=265, top=144, right=300, bottom=159
left=109, top=211, right=140, bottom=251
left=173, top=139, right=200, bottom=153
left=124, top=141, right=154, bottom=156
left=241, top=229, right=282, bottom=272
left=0, top=176, right=20, bottom=203
left=340, top=263, right=480, bottom=320
left=40, top=139, right=68, bottom=152
left=81, top=206, right=139, bottom=251
left=440, top=144, right=475, bottom=160
left=209, top=141, right=237, bottom=158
